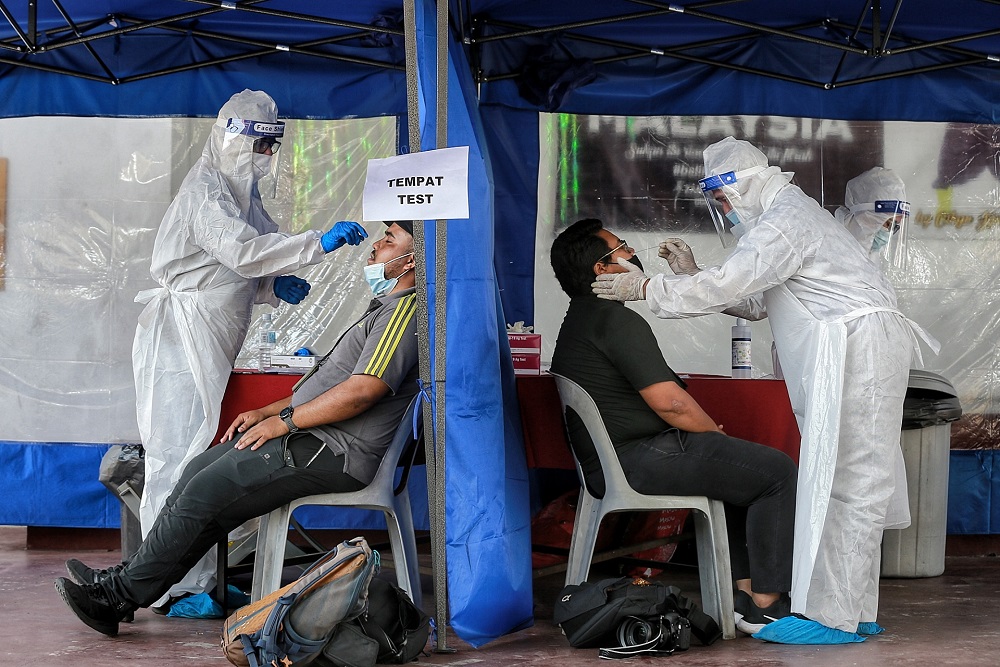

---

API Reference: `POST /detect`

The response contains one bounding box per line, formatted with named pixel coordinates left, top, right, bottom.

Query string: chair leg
left=692, top=501, right=736, bottom=640
left=250, top=505, right=292, bottom=602
left=564, top=489, right=602, bottom=587
left=383, top=494, right=422, bottom=610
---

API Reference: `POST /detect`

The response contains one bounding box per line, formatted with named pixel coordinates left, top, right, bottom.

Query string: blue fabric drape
left=415, top=0, right=533, bottom=647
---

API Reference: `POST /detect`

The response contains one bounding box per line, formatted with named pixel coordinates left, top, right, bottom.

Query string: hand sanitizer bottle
left=731, top=318, right=751, bottom=379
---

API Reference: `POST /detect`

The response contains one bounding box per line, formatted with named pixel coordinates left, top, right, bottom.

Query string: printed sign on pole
left=362, top=146, right=470, bottom=222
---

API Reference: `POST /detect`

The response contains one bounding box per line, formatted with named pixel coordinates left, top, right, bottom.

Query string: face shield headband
left=222, top=118, right=285, bottom=148
left=699, top=165, right=766, bottom=248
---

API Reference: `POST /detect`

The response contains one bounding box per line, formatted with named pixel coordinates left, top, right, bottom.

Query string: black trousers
left=105, top=433, right=364, bottom=608
left=615, top=429, right=797, bottom=593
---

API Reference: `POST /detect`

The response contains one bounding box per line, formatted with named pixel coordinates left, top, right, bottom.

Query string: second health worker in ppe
left=132, top=89, right=367, bottom=607
left=594, top=136, right=936, bottom=643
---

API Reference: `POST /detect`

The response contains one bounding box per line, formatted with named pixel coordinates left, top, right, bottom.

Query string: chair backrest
left=550, top=373, right=632, bottom=497
left=380, top=391, right=424, bottom=497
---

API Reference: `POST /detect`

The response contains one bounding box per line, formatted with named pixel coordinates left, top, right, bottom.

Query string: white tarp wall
left=0, top=116, right=396, bottom=444
left=534, top=114, right=999, bottom=440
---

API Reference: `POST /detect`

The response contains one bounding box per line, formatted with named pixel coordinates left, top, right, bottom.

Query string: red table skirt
left=515, top=373, right=800, bottom=469
left=215, top=371, right=801, bottom=469
left=213, top=371, right=301, bottom=444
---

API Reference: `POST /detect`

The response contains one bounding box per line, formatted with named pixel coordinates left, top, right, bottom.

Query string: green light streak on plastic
left=570, top=117, right=580, bottom=218
left=558, top=114, right=570, bottom=222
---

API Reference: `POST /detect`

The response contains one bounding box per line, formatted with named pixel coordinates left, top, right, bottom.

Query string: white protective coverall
left=133, top=90, right=327, bottom=600
left=643, top=137, right=932, bottom=631
left=835, top=166, right=906, bottom=260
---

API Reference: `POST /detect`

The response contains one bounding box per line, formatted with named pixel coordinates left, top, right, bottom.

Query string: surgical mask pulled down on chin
left=364, top=252, right=414, bottom=296
left=871, top=228, right=891, bottom=253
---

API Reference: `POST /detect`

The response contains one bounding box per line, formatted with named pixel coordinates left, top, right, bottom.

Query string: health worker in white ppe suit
left=593, top=136, right=937, bottom=643
left=835, top=166, right=910, bottom=270
left=132, top=89, right=368, bottom=609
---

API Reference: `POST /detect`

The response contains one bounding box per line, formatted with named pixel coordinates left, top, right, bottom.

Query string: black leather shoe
left=54, top=577, right=134, bottom=637
left=65, top=560, right=133, bottom=623
left=65, top=558, right=119, bottom=585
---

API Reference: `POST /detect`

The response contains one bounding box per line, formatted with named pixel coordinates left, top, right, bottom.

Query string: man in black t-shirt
left=550, top=218, right=796, bottom=636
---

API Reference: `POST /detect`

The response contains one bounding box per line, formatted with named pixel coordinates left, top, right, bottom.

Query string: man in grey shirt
left=55, top=221, right=419, bottom=637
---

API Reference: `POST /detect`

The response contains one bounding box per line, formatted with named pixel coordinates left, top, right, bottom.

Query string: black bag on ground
left=318, top=578, right=430, bottom=666
left=553, top=576, right=721, bottom=651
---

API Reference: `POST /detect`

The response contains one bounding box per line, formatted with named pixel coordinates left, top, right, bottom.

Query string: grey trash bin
left=881, top=370, right=963, bottom=578
left=98, top=444, right=145, bottom=560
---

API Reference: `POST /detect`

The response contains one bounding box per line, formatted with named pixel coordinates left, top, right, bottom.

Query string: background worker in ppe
left=593, top=136, right=936, bottom=643
left=131, top=89, right=368, bottom=610
left=835, top=166, right=910, bottom=269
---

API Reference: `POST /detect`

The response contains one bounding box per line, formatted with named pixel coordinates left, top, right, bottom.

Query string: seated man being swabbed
left=550, top=217, right=797, bottom=635
left=55, top=221, right=419, bottom=637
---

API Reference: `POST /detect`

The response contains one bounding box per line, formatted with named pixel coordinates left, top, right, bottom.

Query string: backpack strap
left=665, top=587, right=721, bottom=646
left=240, top=634, right=263, bottom=667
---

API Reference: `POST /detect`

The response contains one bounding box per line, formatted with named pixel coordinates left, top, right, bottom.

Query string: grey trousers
left=105, top=432, right=364, bottom=608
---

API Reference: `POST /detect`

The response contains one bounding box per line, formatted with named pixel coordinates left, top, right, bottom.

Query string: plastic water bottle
left=258, top=313, right=276, bottom=372
left=731, top=318, right=751, bottom=379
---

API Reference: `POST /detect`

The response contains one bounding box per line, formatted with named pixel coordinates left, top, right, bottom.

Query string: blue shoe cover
left=752, top=616, right=866, bottom=644
left=166, top=592, right=224, bottom=619
left=857, top=622, right=885, bottom=636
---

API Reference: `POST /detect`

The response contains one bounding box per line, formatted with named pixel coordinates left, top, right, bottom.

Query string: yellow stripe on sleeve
left=365, top=293, right=416, bottom=377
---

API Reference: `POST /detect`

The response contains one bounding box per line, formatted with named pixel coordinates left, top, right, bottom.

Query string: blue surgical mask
left=363, top=252, right=413, bottom=296
left=725, top=209, right=741, bottom=227
left=871, top=228, right=891, bottom=253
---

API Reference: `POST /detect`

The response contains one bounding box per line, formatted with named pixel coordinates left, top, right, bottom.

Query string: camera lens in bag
left=615, top=614, right=691, bottom=653
left=616, top=617, right=657, bottom=647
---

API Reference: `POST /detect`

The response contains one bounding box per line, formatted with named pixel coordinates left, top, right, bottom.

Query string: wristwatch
left=279, top=406, right=299, bottom=433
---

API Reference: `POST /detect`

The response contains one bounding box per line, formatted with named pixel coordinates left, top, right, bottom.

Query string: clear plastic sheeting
left=534, top=114, right=1000, bottom=450
left=0, top=115, right=396, bottom=444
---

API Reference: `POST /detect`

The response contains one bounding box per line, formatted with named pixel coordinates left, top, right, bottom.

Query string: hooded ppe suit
left=642, top=137, right=930, bottom=632
left=834, top=166, right=908, bottom=263
left=132, top=90, right=329, bottom=601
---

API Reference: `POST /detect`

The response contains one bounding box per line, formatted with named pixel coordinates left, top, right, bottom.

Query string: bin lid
left=906, top=369, right=958, bottom=396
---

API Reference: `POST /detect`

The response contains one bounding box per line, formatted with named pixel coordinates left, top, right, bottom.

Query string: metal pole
left=430, top=0, right=452, bottom=653
left=402, top=0, right=452, bottom=654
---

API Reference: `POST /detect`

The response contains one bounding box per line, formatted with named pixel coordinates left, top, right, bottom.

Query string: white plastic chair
left=551, top=373, right=736, bottom=640
left=250, top=393, right=424, bottom=609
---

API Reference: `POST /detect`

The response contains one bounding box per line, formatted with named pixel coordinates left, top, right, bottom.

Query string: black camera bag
left=553, top=577, right=721, bottom=651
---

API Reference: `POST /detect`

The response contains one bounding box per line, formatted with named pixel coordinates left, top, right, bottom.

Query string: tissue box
left=512, top=353, right=541, bottom=376
left=270, top=354, right=317, bottom=370
left=508, top=333, right=541, bottom=354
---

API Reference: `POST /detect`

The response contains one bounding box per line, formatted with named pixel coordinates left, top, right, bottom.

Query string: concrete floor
left=5, top=525, right=1000, bottom=667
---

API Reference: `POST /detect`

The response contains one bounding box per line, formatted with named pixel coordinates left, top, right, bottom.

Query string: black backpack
left=317, top=577, right=430, bottom=666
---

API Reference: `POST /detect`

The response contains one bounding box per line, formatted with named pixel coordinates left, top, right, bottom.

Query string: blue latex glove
left=273, top=275, right=311, bottom=304
left=321, top=221, right=368, bottom=252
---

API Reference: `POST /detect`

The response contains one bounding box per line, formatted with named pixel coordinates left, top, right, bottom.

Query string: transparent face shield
left=871, top=199, right=910, bottom=270
left=698, top=167, right=763, bottom=248
left=221, top=117, right=285, bottom=198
